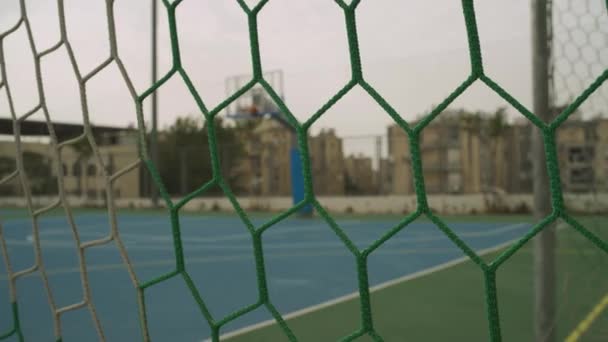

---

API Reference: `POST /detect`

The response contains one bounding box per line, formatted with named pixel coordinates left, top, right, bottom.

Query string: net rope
left=0, top=0, right=607, bottom=341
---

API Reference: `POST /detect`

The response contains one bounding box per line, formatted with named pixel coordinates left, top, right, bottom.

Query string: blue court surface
left=0, top=211, right=531, bottom=341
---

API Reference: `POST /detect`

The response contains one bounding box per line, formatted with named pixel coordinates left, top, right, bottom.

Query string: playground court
left=0, top=209, right=606, bottom=341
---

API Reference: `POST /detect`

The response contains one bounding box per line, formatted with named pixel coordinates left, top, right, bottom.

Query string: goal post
left=531, top=1, right=556, bottom=341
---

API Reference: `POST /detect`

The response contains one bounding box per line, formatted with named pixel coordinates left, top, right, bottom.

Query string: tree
left=0, top=153, right=57, bottom=195
left=0, top=156, right=16, bottom=195
left=157, top=115, right=246, bottom=196
left=0, top=156, right=14, bottom=178
left=22, top=151, right=56, bottom=195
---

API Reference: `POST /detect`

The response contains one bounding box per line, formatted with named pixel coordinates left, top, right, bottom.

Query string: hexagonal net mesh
left=552, top=0, right=608, bottom=117
left=0, top=1, right=607, bottom=342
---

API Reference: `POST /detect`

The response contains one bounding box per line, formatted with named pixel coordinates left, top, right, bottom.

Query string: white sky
left=0, top=0, right=606, bottom=143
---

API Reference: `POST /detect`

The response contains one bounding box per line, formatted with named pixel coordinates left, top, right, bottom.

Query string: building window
left=568, top=147, right=594, bottom=163
left=62, top=163, right=68, bottom=176
left=87, top=164, right=96, bottom=176
left=73, top=163, right=81, bottom=176
left=570, top=168, right=594, bottom=185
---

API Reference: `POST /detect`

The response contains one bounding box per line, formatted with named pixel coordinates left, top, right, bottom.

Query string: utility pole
left=150, top=0, right=159, bottom=207
left=531, top=0, right=556, bottom=341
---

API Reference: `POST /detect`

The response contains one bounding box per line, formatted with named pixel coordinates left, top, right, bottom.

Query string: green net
left=0, top=0, right=607, bottom=341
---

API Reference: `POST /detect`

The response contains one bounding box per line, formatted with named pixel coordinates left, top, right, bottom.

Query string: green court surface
left=224, top=216, right=608, bottom=342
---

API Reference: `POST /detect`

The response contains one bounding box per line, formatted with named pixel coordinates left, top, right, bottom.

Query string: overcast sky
left=0, top=0, right=606, bottom=145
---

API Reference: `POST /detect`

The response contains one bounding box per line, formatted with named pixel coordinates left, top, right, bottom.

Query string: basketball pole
left=150, top=0, right=159, bottom=207
left=531, top=0, right=556, bottom=341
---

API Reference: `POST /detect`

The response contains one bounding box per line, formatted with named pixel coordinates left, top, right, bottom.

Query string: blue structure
left=290, top=148, right=313, bottom=215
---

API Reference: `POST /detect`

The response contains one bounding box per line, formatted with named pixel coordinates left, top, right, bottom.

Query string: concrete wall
left=3, top=193, right=608, bottom=215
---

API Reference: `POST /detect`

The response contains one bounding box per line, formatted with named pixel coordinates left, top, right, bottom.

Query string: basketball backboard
left=225, top=69, right=284, bottom=118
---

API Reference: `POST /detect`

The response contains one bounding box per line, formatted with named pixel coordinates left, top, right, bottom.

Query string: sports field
left=0, top=209, right=606, bottom=341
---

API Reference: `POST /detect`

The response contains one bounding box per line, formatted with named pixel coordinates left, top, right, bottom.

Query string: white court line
left=18, top=222, right=334, bottom=245
left=211, top=226, right=531, bottom=342
left=4, top=215, right=528, bottom=248
left=14, top=223, right=529, bottom=253
left=0, top=247, right=490, bottom=280
left=0, top=222, right=538, bottom=282
left=11, top=225, right=329, bottom=250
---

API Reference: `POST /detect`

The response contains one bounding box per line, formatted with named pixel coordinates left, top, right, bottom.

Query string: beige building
left=235, top=119, right=294, bottom=196
left=344, top=154, right=375, bottom=194
left=595, top=119, right=608, bottom=190
left=389, top=114, right=608, bottom=196
left=388, top=113, right=487, bottom=195
left=232, top=113, right=608, bottom=197
left=387, top=125, right=412, bottom=194
left=235, top=124, right=347, bottom=197
left=231, top=131, right=258, bottom=196
left=503, top=122, right=533, bottom=193
left=309, top=129, right=345, bottom=195
left=506, top=117, right=608, bottom=194
left=555, top=118, right=608, bottom=192
left=0, top=131, right=141, bottom=198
